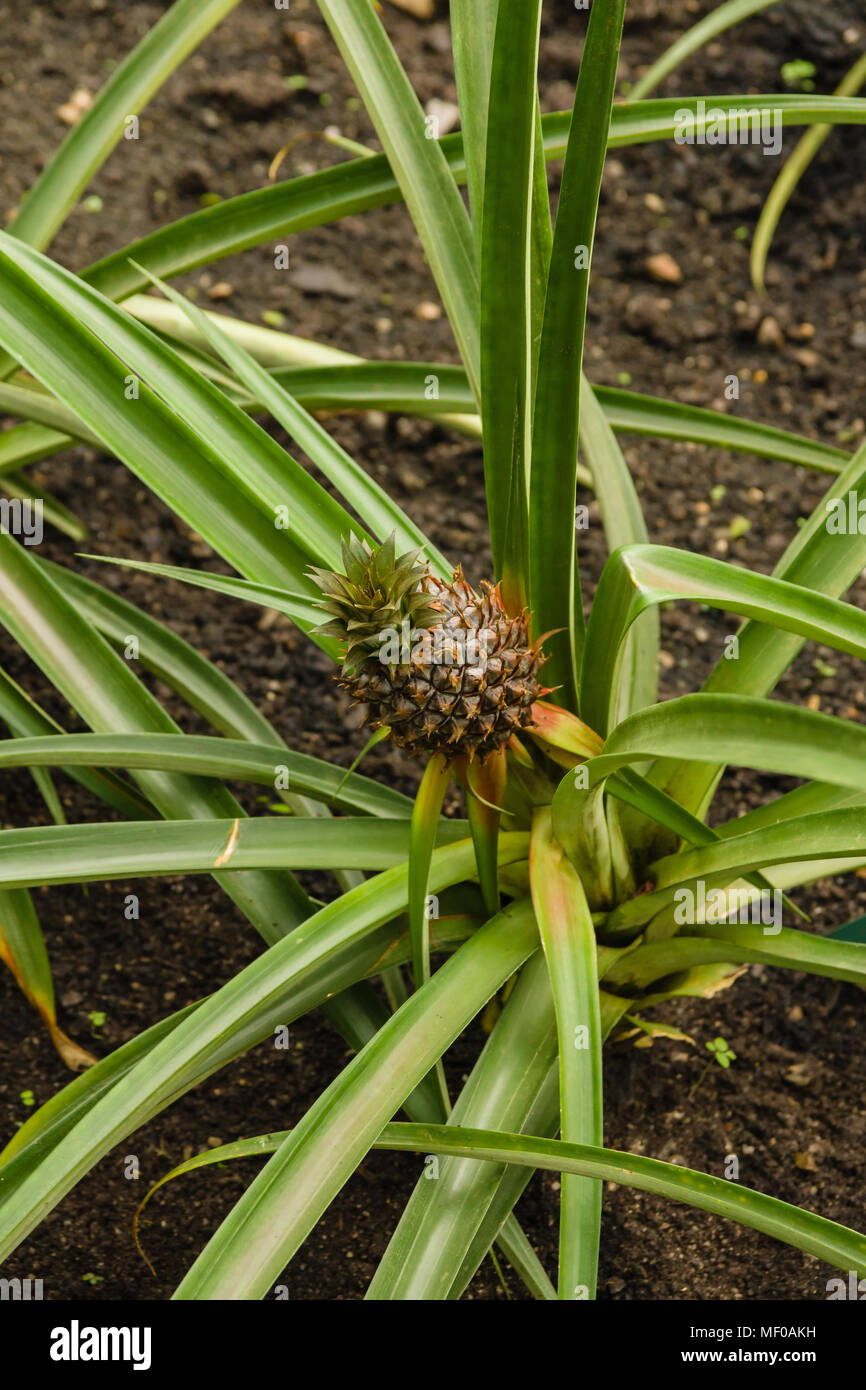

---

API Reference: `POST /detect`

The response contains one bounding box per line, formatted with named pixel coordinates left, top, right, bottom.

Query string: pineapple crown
left=308, top=533, right=443, bottom=673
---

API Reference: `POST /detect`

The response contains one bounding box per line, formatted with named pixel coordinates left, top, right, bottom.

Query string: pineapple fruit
left=310, top=534, right=547, bottom=759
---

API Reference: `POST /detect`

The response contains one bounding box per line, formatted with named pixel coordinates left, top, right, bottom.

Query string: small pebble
left=57, top=89, right=92, bottom=125
left=757, top=315, right=784, bottom=348
left=646, top=252, right=682, bottom=284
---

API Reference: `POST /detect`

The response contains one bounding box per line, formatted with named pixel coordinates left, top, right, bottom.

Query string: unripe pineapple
left=310, top=534, right=547, bottom=759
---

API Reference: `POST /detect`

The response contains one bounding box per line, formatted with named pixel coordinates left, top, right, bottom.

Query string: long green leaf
left=630, top=0, right=784, bottom=100
left=367, top=951, right=556, bottom=1300
left=0, top=232, right=358, bottom=578
left=529, top=0, right=628, bottom=707
left=530, top=810, right=602, bottom=1299
left=479, top=0, right=541, bottom=589
left=0, top=531, right=312, bottom=939
left=140, top=1120, right=866, bottom=1280
left=0, top=817, right=478, bottom=889
left=134, top=268, right=450, bottom=576
left=578, top=382, right=659, bottom=724
left=0, top=842, right=507, bottom=1257
left=656, top=438, right=866, bottom=818
left=172, top=899, right=540, bottom=1299
left=316, top=0, right=480, bottom=398
left=751, top=51, right=866, bottom=292
left=582, top=542, right=866, bottom=735
left=8, top=0, right=241, bottom=251
left=0, top=734, right=415, bottom=820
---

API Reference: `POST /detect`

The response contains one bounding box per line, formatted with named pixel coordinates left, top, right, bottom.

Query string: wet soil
left=1, top=0, right=865, bottom=1300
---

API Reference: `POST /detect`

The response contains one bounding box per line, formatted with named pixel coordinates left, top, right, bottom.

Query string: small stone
left=644, top=192, right=666, bottom=214
left=794, top=1151, right=818, bottom=1171
left=413, top=300, right=442, bottom=321
left=290, top=264, right=362, bottom=299
left=757, top=315, right=784, bottom=348
left=424, top=98, right=460, bottom=136
left=206, top=281, right=233, bottom=300
left=788, top=1005, right=804, bottom=1022
left=658, top=650, right=675, bottom=669
left=646, top=251, right=682, bottom=284
left=386, top=0, right=435, bottom=17
left=57, top=89, right=93, bottom=126
left=786, top=1059, right=818, bottom=1087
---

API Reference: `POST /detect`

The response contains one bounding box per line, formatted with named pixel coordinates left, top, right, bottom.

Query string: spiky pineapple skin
left=341, top=571, right=545, bottom=759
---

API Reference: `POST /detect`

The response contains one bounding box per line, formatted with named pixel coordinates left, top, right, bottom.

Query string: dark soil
left=1, top=0, right=865, bottom=1301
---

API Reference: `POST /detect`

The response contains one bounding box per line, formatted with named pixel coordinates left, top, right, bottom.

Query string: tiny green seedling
left=781, top=59, right=817, bottom=91
left=690, top=1037, right=737, bottom=1099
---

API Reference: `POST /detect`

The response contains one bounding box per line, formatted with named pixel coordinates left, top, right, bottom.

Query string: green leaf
left=530, top=809, right=603, bottom=1299
left=449, top=0, right=498, bottom=242
left=479, top=0, right=541, bottom=591
left=606, top=808, right=866, bottom=936
left=0, top=842, right=507, bottom=1258
left=752, top=51, right=866, bottom=292
left=0, top=662, right=152, bottom=821
left=603, top=921, right=866, bottom=990
left=367, top=950, right=556, bottom=1300
left=529, top=0, right=628, bottom=709
left=172, top=898, right=540, bottom=1299
left=80, top=555, right=330, bottom=651
left=409, top=755, right=455, bottom=991
left=316, top=0, right=480, bottom=398
left=132, top=267, right=450, bottom=577
left=0, top=816, right=479, bottom=889
left=0, top=232, right=359, bottom=579
left=570, top=695, right=866, bottom=802
left=593, top=383, right=848, bottom=475
left=0, top=733, right=417, bottom=821
left=608, top=95, right=866, bottom=149
left=458, top=751, right=507, bottom=919
left=630, top=0, right=784, bottom=101
left=655, top=439, right=866, bottom=818
left=139, top=1119, right=866, bottom=1282
left=8, top=0, right=242, bottom=251
left=577, top=382, right=659, bottom=724
left=582, top=542, right=866, bottom=736
left=0, top=531, right=313, bottom=941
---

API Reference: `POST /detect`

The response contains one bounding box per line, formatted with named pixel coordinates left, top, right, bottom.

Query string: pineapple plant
left=311, top=534, right=547, bottom=759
